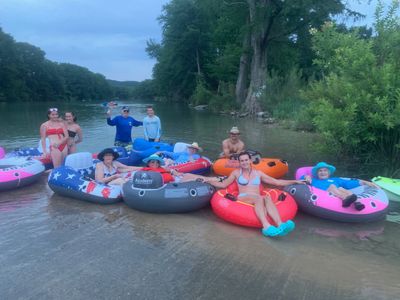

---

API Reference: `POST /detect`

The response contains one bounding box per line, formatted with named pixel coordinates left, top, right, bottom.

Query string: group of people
left=106, top=105, right=162, bottom=148
left=39, top=104, right=161, bottom=168
left=39, top=105, right=378, bottom=239
left=40, top=108, right=83, bottom=168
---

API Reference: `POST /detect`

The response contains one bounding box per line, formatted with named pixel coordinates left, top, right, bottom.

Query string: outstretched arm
left=114, top=161, right=141, bottom=173
left=206, top=172, right=237, bottom=188
left=360, top=179, right=379, bottom=188
left=260, top=172, right=305, bottom=186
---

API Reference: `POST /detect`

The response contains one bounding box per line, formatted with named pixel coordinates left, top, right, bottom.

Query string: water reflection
left=1, top=102, right=400, bottom=299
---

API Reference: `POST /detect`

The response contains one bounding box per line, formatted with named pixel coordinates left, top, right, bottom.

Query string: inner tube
left=213, top=157, right=288, bottom=178
left=8, top=140, right=53, bottom=170
left=284, top=166, right=389, bottom=222
left=130, top=143, right=174, bottom=165
left=211, top=182, right=297, bottom=228
left=48, top=166, right=122, bottom=204
left=0, top=157, right=45, bottom=190
left=372, top=176, right=400, bottom=203
left=133, top=138, right=173, bottom=151
left=169, top=157, right=212, bottom=175
left=122, top=171, right=215, bottom=213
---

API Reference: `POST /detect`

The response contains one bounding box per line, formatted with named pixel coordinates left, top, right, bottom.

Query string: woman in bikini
left=95, top=148, right=140, bottom=185
left=64, top=112, right=83, bottom=154
left=40, top=108, right=69, bottom=168
left=207, top=151, right=305, bottom=237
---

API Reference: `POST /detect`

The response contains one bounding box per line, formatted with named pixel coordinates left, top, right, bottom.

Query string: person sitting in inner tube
left=303, top=162, right=378, bottom=211
left=141, top=154, right=210, bottom=183
left=206, top=151, right=305, bottom=238
left=156, top=142, right=202, bottom=166
left=220, top=126, right=245, bottom=158
left=95, top=148, right=140, bottom=185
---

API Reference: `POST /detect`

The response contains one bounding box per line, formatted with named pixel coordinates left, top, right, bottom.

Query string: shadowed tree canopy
left=0, top=28, right=113, bottom=102
left=148, top=0, right=349, bottom=113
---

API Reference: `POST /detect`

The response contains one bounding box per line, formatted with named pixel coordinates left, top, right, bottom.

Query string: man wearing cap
left=106, top=105, right=143, bottom=148
left=221, top=126, right=245, bottom=158
left=156, top=142, right=202, bottom=165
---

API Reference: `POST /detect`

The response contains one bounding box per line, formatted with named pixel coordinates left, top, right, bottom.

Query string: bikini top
left=101, top=162, right=118, bottom=178
left=68, top=130, right=77, bottom=138
left=237, top=169, right=261, bottom=186
left=46, top=127, right=64, bottom=138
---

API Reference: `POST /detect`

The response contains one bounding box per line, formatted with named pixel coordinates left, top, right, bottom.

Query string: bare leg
left=239, top=195, right=272, bottom=229
left=264, top=195, right=283, bottom=226
left=327, top=185, right=357, bottom=207
left=50, top=148, right=63, bottom=168
left=327, top=185, right=353, bottom=199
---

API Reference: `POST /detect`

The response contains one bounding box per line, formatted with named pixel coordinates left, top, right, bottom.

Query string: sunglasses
left=49, top=108, right=58, bottom=112
left=149, top=160, right=160, bottom=164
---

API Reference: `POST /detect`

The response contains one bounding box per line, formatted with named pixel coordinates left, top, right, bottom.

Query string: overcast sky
left=0, top=0, right=387, bottom=82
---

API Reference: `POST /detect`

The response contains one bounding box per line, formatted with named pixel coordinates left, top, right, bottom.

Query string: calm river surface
left=0, top=101, right=399, bottom=299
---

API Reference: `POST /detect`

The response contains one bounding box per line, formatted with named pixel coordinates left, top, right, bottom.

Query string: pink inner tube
left=286, top=166, right=389, bottom=222
left=0, top=157, right=45, bottom=190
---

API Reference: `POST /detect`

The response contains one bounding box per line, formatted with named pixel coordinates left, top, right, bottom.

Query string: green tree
left=303, top=1, right=400, bottom=175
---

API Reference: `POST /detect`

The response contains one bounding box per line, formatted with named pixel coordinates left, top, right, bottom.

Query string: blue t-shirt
left=143, top=116, right=162, bottom=140
left=310, top=177, right=361, bottom=191
left=107, top=116, right=143, bottom=143
left=162, top=151, right=200, bottom=163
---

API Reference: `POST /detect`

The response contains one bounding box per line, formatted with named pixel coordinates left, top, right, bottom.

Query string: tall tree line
left=147, top=0, right=348, bottom=113
left=0, top=27, right=113, bottom=102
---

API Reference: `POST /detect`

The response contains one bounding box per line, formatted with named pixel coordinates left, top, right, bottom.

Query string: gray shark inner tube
left=122, top=171, right=215, bottom=213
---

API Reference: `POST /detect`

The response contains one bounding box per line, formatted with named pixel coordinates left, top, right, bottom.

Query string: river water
left=0, top=101, right=399, bottom=299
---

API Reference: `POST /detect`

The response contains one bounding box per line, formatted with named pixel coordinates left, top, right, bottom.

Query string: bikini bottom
left=51, top=143, right=67, bottom=152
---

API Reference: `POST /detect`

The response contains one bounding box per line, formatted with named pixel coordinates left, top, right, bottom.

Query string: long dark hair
left=65, top=111, right=77, bottom=122
left=238, top=151, right=251, bottom=160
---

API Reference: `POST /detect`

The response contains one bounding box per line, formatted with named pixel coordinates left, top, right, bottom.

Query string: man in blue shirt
left=143, top=105, right=162, bottom=142
left=106, top=106, right=143, bottom=148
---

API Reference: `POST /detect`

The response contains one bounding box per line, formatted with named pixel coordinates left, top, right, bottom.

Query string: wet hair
left=238, top=151, right=251, bottom=160
left=65, top=111, right=77, bottom=122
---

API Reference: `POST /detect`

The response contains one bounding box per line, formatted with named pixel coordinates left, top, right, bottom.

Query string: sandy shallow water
left=1, top=174, right=399, bottom=300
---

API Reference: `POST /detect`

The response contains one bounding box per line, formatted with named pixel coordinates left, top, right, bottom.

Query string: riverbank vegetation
left=147, top=0, right=400, bottom=176
left=0, top=28, right=154, bottom=102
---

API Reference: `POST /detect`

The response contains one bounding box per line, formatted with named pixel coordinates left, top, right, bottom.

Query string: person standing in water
left=143, top=105, right=162, bottom=142
left=40, top=108, right=68, bottom=168
left=64, top=111, right=83, bottom=154
left=106, top=105, right=143, bottom=148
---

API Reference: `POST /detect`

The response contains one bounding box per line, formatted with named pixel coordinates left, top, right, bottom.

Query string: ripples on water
left=0, top=101, right=400, bottom=299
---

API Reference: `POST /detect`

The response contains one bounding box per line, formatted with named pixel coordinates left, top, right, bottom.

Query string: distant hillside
left=107, top=80, right=140, bottom=89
